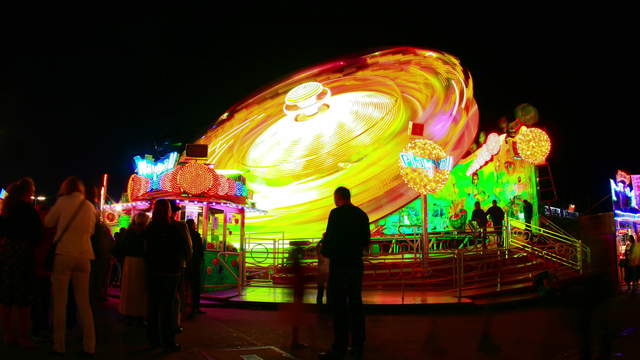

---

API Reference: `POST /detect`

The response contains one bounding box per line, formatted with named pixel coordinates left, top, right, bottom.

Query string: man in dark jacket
left=485, top=200, right=505, bottom=247
left=320, top=187, right=370, bottom=360
left=523, top=199, right=533, bottom=228
left=471, top=201, right=488, bottom=248
left=185, top=219, right=205, bottom=318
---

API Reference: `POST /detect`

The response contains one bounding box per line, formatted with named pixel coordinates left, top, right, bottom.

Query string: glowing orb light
left=128, top=175, right=150, bottom=202
left=400, top=140, right=452, bottom=195
left=177, top=163, right=215, bottom=195
left=160, top=169, right=180, bottom=192
left=196, top=47, right=479, bottom=237
left=216, top=175, right=229, bottom=196
left=515, top=126, right=551, bottom=164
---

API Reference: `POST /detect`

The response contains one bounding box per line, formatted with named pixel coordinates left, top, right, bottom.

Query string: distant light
left=37, top=196, right=46, bottom=201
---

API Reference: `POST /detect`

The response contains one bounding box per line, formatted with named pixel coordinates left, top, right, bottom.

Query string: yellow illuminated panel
left=196, top=47, right=479, bottom=237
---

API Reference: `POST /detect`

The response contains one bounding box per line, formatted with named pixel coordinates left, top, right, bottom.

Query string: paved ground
left=2, top=289, right=640, bottom=359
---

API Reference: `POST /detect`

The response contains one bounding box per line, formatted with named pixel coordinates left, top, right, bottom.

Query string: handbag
left=44, top=200, right=86, bottom=272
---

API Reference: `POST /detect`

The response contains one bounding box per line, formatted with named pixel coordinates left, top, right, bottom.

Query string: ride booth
left=102, top=151, right=264, bottom=293
left=609, top=170, right=640, bottom=280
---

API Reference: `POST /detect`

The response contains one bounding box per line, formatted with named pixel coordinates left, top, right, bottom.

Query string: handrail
left=507, top=217, right=589, bottom=274
left=509, top=218, right=577, bottom=245
left=540, top=216, right=575, bottom=239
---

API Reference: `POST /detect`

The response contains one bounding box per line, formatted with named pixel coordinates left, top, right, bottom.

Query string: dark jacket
left=485, top=205, right=505, bottom=225
left=121, top=228, right=146, bottom=258
left=188, top=228, right=204, bottom=264
left=523, top=202, right=534, bottom=222
left=321, top=204, right=370, bottom=268
left=471, top=208, right=487, bottom=227
left=144, top=220, right=192, bottom=274
left=0, top=202, right=43, bottom=246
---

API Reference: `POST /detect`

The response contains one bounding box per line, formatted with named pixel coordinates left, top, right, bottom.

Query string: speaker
left=185, top=144, right=208, bottom=158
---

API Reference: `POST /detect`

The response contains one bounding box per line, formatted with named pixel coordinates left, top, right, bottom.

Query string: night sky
left=1, top=18, right=635, bottom=214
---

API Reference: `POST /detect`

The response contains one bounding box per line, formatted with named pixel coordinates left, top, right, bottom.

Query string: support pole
left=202, top=204, right=209, bottom=246
left=240, top=208, right=246, bottom=287
left=422, top=193, right=429, bottom=262
left=222, top=209, right=228, bottom=251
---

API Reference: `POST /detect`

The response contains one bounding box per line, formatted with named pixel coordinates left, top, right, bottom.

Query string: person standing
left=44, top=176, right=97, bottom=356
left=0, top=178, right=43, bottom=347
left=32, top=203, right=56, bottom=342
left=118, top=212, right=149, bottom=325
left=86, top=185, right=114, bottom=304
left=316, top=233, right=329, bottom=305
left=320, top=187, right=370, bottom=360
left=485, top=200, right=505, bottom=247
left=471, top=201, right=488, bottom=249
left=144, top=200, right=191, bottom=353
left=523, top=199, right=533, bottom=232
left=185, top=218, right=205, bottom=318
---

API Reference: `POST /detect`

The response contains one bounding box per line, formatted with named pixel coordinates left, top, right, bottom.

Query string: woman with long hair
left=118, top=212, right=150, bottom=324
left=44, top=176, right=97, bottom=356
left=0, top=177, right=43, bottom=347
left=144, top=199, right=191, bottom=352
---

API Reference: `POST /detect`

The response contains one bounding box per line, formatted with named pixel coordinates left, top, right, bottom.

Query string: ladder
left=536, top=163, right=558, bottom=204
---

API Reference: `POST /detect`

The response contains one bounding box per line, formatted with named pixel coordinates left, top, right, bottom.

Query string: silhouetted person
left=185, top=219, right=205, bottom=318
left=485, top=200, right=505, bottom=247
left=288, top=242, right=305, bottom=348
left=316, top=234, right=329, bottom=305
left=118, top=212, right=149, bottom=325
left=523, top=199, right=533, bottom=233
left=320, top=186, right=370, bottom=360
left=0, top=178, right=43, bottom=347
left=144, top=200, right=191, bottom=353
left=471, top=201, right=487, bottom=249
left=32, top=203, right=55, bottom=341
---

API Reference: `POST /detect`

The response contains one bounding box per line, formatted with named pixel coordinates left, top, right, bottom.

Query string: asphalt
left=2, top=288, right=640, bottom=359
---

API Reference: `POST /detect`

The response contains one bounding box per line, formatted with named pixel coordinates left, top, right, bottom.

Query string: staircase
left=506, top=217, right=590, bottom=274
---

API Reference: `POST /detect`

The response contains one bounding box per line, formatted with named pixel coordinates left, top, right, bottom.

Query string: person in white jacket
left=45, top=177, right=96, bottom=356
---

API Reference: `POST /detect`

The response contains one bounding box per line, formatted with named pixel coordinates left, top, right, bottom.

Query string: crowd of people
left=0, top=176, right=206, bottom=356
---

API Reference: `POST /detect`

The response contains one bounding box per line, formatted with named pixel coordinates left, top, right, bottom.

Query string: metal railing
left=506, top=217, right=590, bottom=273
left=233, top=219, right=591, bottom=300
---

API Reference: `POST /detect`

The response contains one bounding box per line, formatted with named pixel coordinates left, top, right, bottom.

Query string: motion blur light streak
left=196, top=47, right=479, bottom=237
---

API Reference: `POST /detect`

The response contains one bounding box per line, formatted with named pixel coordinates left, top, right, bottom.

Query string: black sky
left=1, top=17, right=636, bottom=214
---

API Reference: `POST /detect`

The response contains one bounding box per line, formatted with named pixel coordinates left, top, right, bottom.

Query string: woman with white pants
left=45, top=177, right=96, bottom=356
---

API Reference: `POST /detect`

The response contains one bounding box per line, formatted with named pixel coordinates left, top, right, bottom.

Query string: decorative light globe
left=515, top=126, right=551, bottom=164
left=399, top=139, right=452, bottom=195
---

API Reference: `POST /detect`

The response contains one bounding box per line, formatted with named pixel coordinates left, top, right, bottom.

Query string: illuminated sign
left=134, top=152, right=178, bottom=178
left=614, top=210, right=640, bottom=222
left=399, top=139, right=452, bottom=195
left=400, top=152, right=453, bottom=176
left=632, top=175, right=640, bottom=210
left=617, top=170, right=631, bottom=185
left=611, top=178, right=639, bottom=215
left=611, top=179, right=636, bottom=204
